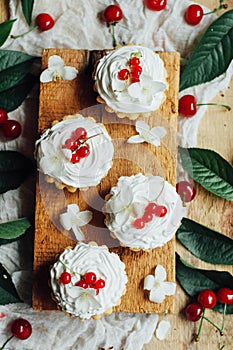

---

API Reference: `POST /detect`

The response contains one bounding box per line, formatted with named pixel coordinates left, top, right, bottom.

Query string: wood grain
left=33, top=49, right=180, bottom=314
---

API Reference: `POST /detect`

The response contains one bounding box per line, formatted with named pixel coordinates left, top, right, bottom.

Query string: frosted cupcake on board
left=35, top=114, right=114, bottom=192
left=93, top=45, right=167, bottom=120
left=104, top=173, right=183, bottom=251
left=50, top=242, right=128, bottom=319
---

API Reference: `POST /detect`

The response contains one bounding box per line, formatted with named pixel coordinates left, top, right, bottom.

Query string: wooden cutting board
left=32, top=48, right=180, bottom=314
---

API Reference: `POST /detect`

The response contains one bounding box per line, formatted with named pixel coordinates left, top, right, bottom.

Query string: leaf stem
left=0, top=335, right=14, bottom=350
left=196, top=103, right=231, bottom=111
left=11, top=25, right=38, bottom=39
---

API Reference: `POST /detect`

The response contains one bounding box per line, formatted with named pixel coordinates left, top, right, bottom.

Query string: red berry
left=216, top=287, right=233, bottom=305
left=103, top=5, right=123, bottom=23
left=130, top=76, right=140, bottom=84
left=145, top=202, right=157, bottom=214
left=0, top=109, right=8, bottom=124
left=155, top=205, right=167, bottom=217
left=64, top=138, right=79, bottom=151
left=93, top=279, right=105, bottom=289
left=76, top=280, right=89, bottom=289
left=73, top=127, right=87, bottom=140
left=11, top=318, right=32, bottom=340
left=184, top=5, right=204, bottom=26
left=131, top=65, right=142, bottom=75
left=197, top=289, right=217, bottom=309
left=1, top=120, right=21, bottom=139
left=185, top=303, right=204, bottom=322
left=60, top=272, right=72, bottom=284
left=176, top=181, right=196, bottom=203
left=142, top=212, right=154, bottom=223
left=145, top=0, right=167, bottom=11
left=179, top=95, right=197, bottom=117
left=35, top=13, right=55, bottom=31
left=130, top=57, right=141, bottom=66
left=133, top=218, right=145, bottom=229
left=71, top=152, right=80, bottom=164
left=118, top=69, right=130, bottom=80
left=83, top=272, right=97, bottom=284
left=76, top=145, right=90, bottom=158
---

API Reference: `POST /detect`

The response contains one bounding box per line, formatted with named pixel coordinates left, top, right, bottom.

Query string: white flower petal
left=127, top=82, right=142, bottom=98
left=150, top=126, right=167, bottom=139
left=150, top=137, right=161, bottom=147
left=127, top=135, right=144, bottom=144
left=67, top=204, right=80, bottom=215
left=156, top=320, right=171, bottom=340
left=60, top=212, right=72, bottom=231
left=76, top=211, right=93, bottom=226
left=144, top=275, right=154, bottom=291
left=40, top=154, right=60, bottom=173
left=120, top=187, right=133, bottom=206
left=132, top=202, right=146, bottom=218
left=154, top=264, right=167, bottom=282
left=135, top=120, right=150, bottom=134
left=40, top=69, right=54, bottom=83
left=162, top=282, right=176, bottom=296
left=115, top=209, right=131, bottom=225
left=71, top=226, right=85, bottom=241
left=48, top=55, right=65, bottom=69
left=62, top=66, right=78, bottom=80
left=150, top=81, right=167, bottom=94
left=61, top=148, right=72, bottom=160
left=149, top=286, right=166, bottom=303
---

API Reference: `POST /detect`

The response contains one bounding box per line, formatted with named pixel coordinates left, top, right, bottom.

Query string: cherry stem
left=11, top=25, right=38, bottom=39
left=72, top=133, right=103, bottom=153
left=195, top=308, right=205, bottom=342
left=203, top=0, right=227, bottom=15
left=220, top=303, right=227, bottom=334
left=111, top=23, right=117, bottom=48
left=202, top=315, right=223, bottom=334
left=196, top=103, right=231, bottom=111
left=0, top=335, right=14, bottom=350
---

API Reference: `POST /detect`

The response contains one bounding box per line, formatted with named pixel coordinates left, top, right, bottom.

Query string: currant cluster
left=0, top=109, right=21, bottom=140
left=60, top=271, right=105, bottom=295
left=62, top=127, right=90, bottom=164
left=0, top=318, right=32, bottom=349
left=118, top=53, right=143, bottom=84
left=133, top=202, right=167, bottom=229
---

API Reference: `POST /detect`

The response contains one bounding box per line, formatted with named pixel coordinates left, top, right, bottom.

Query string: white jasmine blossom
left=156, top=320, right=171, bottom=340
left=66, top=286, right=101, bottom=313
left=127, top=120, right=166, bottom=147
left=127, top=76, right=166, bottom=103
left=60, top=204, right=93, bottom=241
left=40, top=55, right=78, bottom=83
left=144, top=264, right=176, bottom=303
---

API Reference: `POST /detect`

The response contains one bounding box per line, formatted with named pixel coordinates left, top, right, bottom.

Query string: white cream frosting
left=104, top=174, right=183, bottom=250
left=35, top=115, right=114, bottom=188
left=50, top=243, right=127, bottom=319
left=94, top=45, right=167, bottom=114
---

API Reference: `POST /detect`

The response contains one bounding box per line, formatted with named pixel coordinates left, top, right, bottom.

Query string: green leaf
left=0, top=19, right=17, bottom=47
left=180, top=10, right=233, bottom=91
left=0, top=263, right=21, bottom=304
left=0, top=50, right=35, bottom=92
left=179, top=147, right=233, bottom=201
left=176, top=254, right=233, bottom=314
left=0, top=73, right=38, bottom=112
left=21, top=0, right=34, bottom=26
left=0, top=151, right=34, bottom=193
left=0, top=218, right=31, bottom=240
left=176, top=218, right=233, bottom=265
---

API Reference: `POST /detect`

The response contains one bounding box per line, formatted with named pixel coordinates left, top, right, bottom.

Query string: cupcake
left=104, top=173, right=183, bottom=251
left=93, top=45, right=167, bottom=120
left=35, top=114, right=114, bottom=192
left=50, top=242, right=128, bottom=319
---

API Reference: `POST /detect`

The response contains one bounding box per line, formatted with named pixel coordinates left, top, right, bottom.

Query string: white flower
left=39, top=143, right=64, bottom=178
left=60, top=204, right=93, bottom=241
left=127, top=120, right=166, bottom=147
left=156, top=320, right=171, bottom=340
left=66, top=286, right=101, bottom=313
left=40, top=55, right=78, bottom=83
left=127, top=76, right=166, bottom=103
left=144, top=264, right=176, bottom=303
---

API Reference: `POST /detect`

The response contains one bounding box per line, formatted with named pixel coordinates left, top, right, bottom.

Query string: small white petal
left=127, top=135, right=144, bottom=144
left=132, top=202, right=146, bottom=218
left=61, top=148, right=72, bottom=160
left=40, top=69, right=53, bottom=83
left=67, top=204, right=80, bottom=215
left=150, top=126, right=167, bottom=139
left=40, top=155, right=60, bottom=173
left=127, top=82, right=142, bottom=98
left=150, top=81, right=167, bottom=94
left=48, top=55, right=65, bottom=69
left=135, top=120, right=150, bottom=134
left=144, top=275, right=154, bottom=290
left=162, top=282, right=176, bottom=296
left=60, top=212, right=72, bottom=231
left=76, top=211, right=93, bottom=226
left=154, top=265, right=167, bottom=282
left=71, top=226, right=85, bottom=241
left=150, top=137, right=161, bottom=147
left=115, top=209, right=131, bottom=225
left=150, top=286, right=166, bottom=303
left=62, top=66, right=78, bottom=80
left=156, top=320, right=171, bottom=340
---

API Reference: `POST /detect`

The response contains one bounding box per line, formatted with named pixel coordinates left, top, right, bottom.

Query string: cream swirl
left=35, top=115, right=114, bottom=188
left=50, top=243, right=128, bottom=319
left=94, top=45, right=167, bottom=114
left=105, top=174, right=184, bottom=250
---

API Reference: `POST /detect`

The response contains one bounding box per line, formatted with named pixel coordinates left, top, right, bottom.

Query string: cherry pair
left=133, top=202, right=167, bottom=229
left=118, top=54, right=143, bottom=84
left=0, top=109, right=21, bottom=140
left=62, top=127, right=90, bottom=164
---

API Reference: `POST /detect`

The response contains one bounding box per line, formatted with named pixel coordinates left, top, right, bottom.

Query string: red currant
left=1, top=120, right=21, bottom=139
left=176, top=181, right=196, bottom=203
left=130, top=57, right=141, bottom=66
left=64, top=138, right=79, bottom=151
left=71, top=152, right=80, bottom=164
left=185, top=303, right=204, bottom=322
left=179, top=95, right=197, bottom=117
left=142, top=212, right=154, bottom=223
left=76, top=280, right=89, bottom=289
left=73, top=127, right=87, bottom=140
left=102, top=5, right=123, bottom=23
left=145, top=0, right=167, bottom=11
left=145, top=202, right=157, bottom=214
left=76, top=145, right=90, bottom=158
left=11, top=318, right=32, bottom=340
left=216, top=287, right=233, bottom=305
left=131, top=65, right=142, bottom=75
left=118, top=69, right=130, bottom=80
left=184, top=5, right=204, bottom=26
left=93, top=279, right=105, bottom=289
left=133, top=218, right=145, bottom=229
left=130, top=76, right=140, bottom=84
left=60, top=272, right=72, bottom=284
left=0, top=109, right=8, bottom=124
left=83, top=272, right=97, bottom=285
left=35, top=13, right=55, bottom=31
left=197, top=289, right=217, bottom=309
left=155, top=205, right=167, bottom=217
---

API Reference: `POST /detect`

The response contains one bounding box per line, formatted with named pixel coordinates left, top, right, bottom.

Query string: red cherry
left=76, top=145, right=90, bottom=158
left=145, top=0, right=167, bottom=11
left=145, top=202, right=157, bottom=214
left=179, top=95, right=197, bottom=117
left=155, top=205, right=167, bottom=217
left=71, top=152, right=80, bottom=164
left=83, top=272, right=97, bottom=285
left=11, top=318, right=32, bottom=340
left=103, top=5, right=123, bottom=23
left=60, top=272, right=72, bottom=284
left=35, top=13, right=55, bottom=31
left=118, top=69, right=130, bottom=80
left=73, top=127, right=87, bottom=140
left=185, top=303, right=204, bottom=322
left=216, top=287, right=233, bottom=305
left=76, top=280, right=89, bottom=289
left=197, top=289, right=217, bottom=309
left=176, top=181, right=196, bottom=203
left=184, top=4, right=204, bottom=26
left=64, top=138, right=79, bottom=151
left=142, top=212, right=154, bottom=223
left=133, top=218, right=145, bottom=229
left=93, top=279, right=105, bottom=289
left=1, top=120, right=21, bottom=139
left=130, top=57, right=141, bottom=66
left=0, top=109, right=8, bottom=124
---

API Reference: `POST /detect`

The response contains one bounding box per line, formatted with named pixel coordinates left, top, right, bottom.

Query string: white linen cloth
left=0, top=0, right=232, bottom=349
